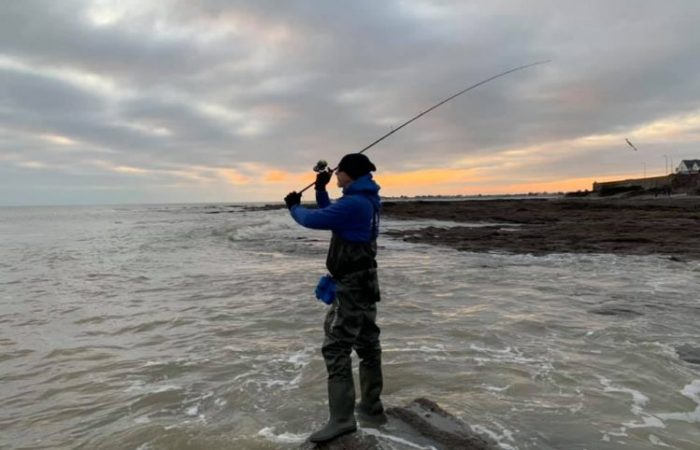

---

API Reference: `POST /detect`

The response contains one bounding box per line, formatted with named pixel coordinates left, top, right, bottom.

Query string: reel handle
left=299, top=160, right=335, bottom=194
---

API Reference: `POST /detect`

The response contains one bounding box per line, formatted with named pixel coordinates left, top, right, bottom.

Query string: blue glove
left=315, top=169, right=333, bottom=191
left=315, top=275, right=336, bottom=305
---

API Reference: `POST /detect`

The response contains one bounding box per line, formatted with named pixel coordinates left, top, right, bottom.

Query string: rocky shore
left=382, top=196, right=700, bottom=260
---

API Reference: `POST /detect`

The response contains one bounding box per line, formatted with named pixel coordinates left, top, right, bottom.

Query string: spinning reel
left=313, top=160, right=330, bottom=173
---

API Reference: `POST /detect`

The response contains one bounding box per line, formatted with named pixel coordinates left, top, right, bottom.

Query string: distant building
left=677, top=159, right=700, bottom=173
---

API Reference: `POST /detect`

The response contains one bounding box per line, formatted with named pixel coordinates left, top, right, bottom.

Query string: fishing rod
left=297, top=59, right=550, bottom=194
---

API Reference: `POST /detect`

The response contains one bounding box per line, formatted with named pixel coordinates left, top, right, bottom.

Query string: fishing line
left=298, top=60, right=550, bottom=194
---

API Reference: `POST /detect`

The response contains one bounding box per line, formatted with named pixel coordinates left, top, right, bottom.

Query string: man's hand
left=315, top=169, right=333, bottom=191
left=284, top=191, right=302, bottom=209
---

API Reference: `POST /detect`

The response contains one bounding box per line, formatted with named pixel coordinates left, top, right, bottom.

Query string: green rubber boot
left=355, top=359, right=387, bottom=424
left=309, top=379, right=357, bottom=443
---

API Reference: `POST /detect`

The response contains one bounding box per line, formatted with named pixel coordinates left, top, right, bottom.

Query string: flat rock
left=588, top=306, right=643, bottom=317
left=299, top=398, right=499, bottom=450
left=382, top=198, right=700, bottom=260
left=676, top=345, right=700, bottom=365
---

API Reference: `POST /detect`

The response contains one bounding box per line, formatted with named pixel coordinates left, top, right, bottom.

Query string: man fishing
left=279, top=61, right=548, bottom=443
left=284, top=153, right=385, bottom=443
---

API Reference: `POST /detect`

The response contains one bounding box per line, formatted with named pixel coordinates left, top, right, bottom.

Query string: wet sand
left=382, top=197, right=700, bottom=260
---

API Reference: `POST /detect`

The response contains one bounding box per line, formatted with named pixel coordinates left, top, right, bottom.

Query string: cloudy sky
left=2, top=0, right=699, bottom=205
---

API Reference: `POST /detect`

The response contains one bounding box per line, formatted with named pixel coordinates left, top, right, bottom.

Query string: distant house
left=677, top=159, right=700, bottom=173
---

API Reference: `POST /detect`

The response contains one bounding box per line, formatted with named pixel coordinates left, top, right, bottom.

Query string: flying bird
left=625, top=138, right=638, bottom=151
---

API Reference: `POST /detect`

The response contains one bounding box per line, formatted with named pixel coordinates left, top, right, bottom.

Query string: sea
left=1, top=204, right=699, bottom=450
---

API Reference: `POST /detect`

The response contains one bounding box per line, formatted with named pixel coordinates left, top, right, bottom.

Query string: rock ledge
left=300, top=398, right=499, bottom=450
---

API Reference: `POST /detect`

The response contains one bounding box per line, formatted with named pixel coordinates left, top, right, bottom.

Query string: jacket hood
left=343, top=174, right=381, bottom=209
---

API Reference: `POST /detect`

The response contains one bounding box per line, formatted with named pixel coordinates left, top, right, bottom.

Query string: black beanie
left=337, top=153, right=377, bottom=179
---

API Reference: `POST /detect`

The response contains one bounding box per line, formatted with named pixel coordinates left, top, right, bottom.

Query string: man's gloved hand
left=315, top=169, right=333, bottom=191
left=284, top=191, right=302, bottom=209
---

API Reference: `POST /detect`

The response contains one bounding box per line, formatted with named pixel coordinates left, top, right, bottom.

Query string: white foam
left=483, top=384, right=511, bottom=392
left=257, top=426, right=308, bottom=444
left=230, top=211, right=319, bottom=242
left=154, top=384, right=181, bottom=393
left=124, top=380, right=183, bottom=395
left=433, top=292, right=454, bottom=297
left=648, top=434, right=671, bottom=447
left=360, top=426, right=438, bottom=449
left=258, top=349, right=313, bottom=390
left=601, top=378, right=700, bottom=431
left=599, top=376, right=667, bottom=433
left=261, top=379, right=289, bottom=388
left=470, top=344, right=513, bottom=354
left=288, top=371, right=303, bottom=388
left=385, top=344, right=447, bottom=354
left=605, top=430, right=628, bottom=438
left=599, top=377, right=649, bottom=407
left=622, top=415, right=665, bottom=429
left=471, top=424, right=518, bottom=450
left=470, top=345, right=549, bottom=373
left=681, top=379, right=700, bottom=403
left=657, top=379, right=700, bottom=424
left=232, top=370, right=256, bottom=382
left=285, top=348, right=313, bottom=368
left=143, top=360, right=165, bottom=367
left=125, top=380, right=146, bottom=392
left=383, top=344, right=449, bottom=362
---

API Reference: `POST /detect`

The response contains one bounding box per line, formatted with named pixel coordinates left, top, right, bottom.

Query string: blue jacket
left=290, top=174, right=381, bottom=243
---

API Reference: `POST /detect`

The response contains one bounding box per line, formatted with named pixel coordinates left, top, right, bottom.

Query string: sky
left=2, top=0, right=700, bottom=206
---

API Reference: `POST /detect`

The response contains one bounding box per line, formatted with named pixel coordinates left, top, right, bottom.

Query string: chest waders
left=311, top=236, right=385, bottom=442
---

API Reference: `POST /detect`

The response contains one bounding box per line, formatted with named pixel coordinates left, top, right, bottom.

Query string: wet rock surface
left=588, top=306, right=644, bottom=317
left=382, top=197, right=700, bottom=259
left=299, top=398, right=498, bottom=450
left=676, top=345, right=700, bottom=365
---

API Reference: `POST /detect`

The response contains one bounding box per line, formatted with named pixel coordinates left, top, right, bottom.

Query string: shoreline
left=382, top=197, right=700, bottom=260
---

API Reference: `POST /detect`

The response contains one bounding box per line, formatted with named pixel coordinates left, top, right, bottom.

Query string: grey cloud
left=0, top=69, right=106, bottom=118
left=2, top=0, right=700, bottom=204
left=0, top=1, right=243, bottom=87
